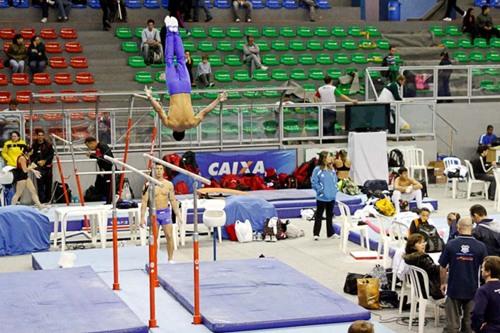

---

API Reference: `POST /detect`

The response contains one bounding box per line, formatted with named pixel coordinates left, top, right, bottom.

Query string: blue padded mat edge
left=157, top=258, right=370, bottom=332
left=0, top=266, right=148, bottom=333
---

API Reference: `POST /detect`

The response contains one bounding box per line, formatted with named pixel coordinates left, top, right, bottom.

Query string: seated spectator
left=334, top=149, right=351, bottom=180
left=1, top=131, right=27, bottom=168
left=141, top=19, right=163, bottom=65
left=190, top=0, right=213, bottom=22
left=476, top=5, right=500, bottom=42
left=404, top=233, right=444, bottom=300
left=299, top=0, right=318, bottom=22
left=28, top=35, right=47, bottom=75
left=243, top=35, right=267, bottom=77
left=185, top=51, right=194, bottom=87
left=462, top=8, right=477, bottom=41
left=382, top=46, right=399, bottom=82
left=471, top=145, right=496, bottom=200
left=0, top=101, right=21, bottom=146
left=232, top=0, right=253, bottom=23
left=6, top=34, right=27, bottom=74
left=472, top=256, right=500, bottom=333
left=479, top=125, right=497, bottom=146
left=348, top=320, right=374, bottom=333
left=196, top=55, right=214, bottom=88
left=55, top=0, right=71, bottom=21
left=471, top=204, right=500, bottom=256
left=40, top=0, right=55, bottom=23
left=392, top=167, right=423, bottom=213
left=447, top=212, right=461, bottom=241
left=409, top=207, right=432, bottom=235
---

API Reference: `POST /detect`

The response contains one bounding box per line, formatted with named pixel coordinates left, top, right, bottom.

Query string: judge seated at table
left=478, top=125, right=497, bottom=147
left=471, top=145, right=497, bottom=201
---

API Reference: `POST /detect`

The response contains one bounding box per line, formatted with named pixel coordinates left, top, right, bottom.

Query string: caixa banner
left=197, top=150, right=297, bottom=180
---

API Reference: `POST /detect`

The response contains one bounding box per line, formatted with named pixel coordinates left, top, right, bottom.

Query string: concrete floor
left=1, top=183, right=498, bottom=333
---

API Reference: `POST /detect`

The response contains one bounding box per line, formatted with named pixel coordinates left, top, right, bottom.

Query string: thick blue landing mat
left=157, top=258, right=370, bottom=332
left=0, top=266, right=148, bottom=333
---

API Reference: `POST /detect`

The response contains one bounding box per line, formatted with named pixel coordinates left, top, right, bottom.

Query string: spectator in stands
left=447, top=212, right=461, bottom=241
left=462, top=8, right=477, bottom=41
left=168, top=0, right=188, bottom=30
left=471, top=145, right=496, bottom=200
left=31, top=129, right=54, bottom=204
left=10, top=145, right=45, bottom=209
left=439, top=217, right=487, bottom=333
left=140, top=164, right=182, bottom=263
left=479, top=125, right=497, bottom=146
left=191, top=0, right=213, bottom=22
left=196, top=55, right=214, bottom=88
left=348, top=320, right=374, bottom=333
left=232, top=0, right=253, bottom=23
left=185, top=51, right=194, bottom=87
left=404, top=233, right=444, bottom=300
left=377, top=75, right=411, bottom=133
left=382, top=46, right=399, bottom=82
left=443, top=0, right=465, bottom=22
left=0, top=101, right=21, bottom=145
left=310, top=151, right=337, bottom=241
left=85, top=136, right=114, bottom=204
left=392, top=167, right=423, bottom=214
left=471, top=204, right=500, bottom=256
left=55, top=0, right=71, bottom=21
left=477, top=5, right=500, bottom=42
left=28, top=35, right=47, bottom=75
left=99, top=0, right=113, bottom=31
left=334, top=149, right=351, bottom=180
left=438, top=51, right=452, bottom=100
left=40, top=0, right=55, bottom=23
left=243, top=35, right=267, bottom=77
left=299, top=0, right=318, bottom=22
left=472, top=256, right=500, bottom=333
left=141, top=19, right=163, bottom=65
left=409, top=207, right=432, bottom=235
left=2, top=131, right=26, bottom=168
left=6, top=34, right=27, bottom=74
left=316, top=76, right=357, bottom=137
left=110, top=0, right=127, bottom=23
left=402, top=70, right=416, bottom=98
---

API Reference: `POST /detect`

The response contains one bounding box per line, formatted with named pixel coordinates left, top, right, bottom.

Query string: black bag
left=380, top=290, right=399, bottom=308
left=343, top=273, right=371, bottom=295
left=418, top=179, right=428, bottom=198
left=85, top=185, right=102, bottom=202
left=3, top=58, right=10, bottom=68
left=53, top=181, right=72, bottom=203
left=362, top=179, right=389, bottom=197
left=388, top=149, right=405, bottom=168
left=417, top=224, right=444, bottom=253
left=116, top=199, right=138, bottom=209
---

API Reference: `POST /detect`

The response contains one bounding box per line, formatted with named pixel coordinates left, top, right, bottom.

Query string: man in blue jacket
left=472, top=256, right=500, bottom=333
left=471, top=204, right=500, bottom=256
left=478, top=125, right=497, bottom=147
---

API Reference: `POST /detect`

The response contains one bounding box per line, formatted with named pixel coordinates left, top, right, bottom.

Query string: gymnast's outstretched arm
left=143, top=87, right=168, bottom=124
left=196, top=92, right=228, bottom=122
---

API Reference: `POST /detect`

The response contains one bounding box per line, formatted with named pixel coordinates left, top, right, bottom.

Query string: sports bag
left=357, top=278, right=381, bottom=310
left=338, top=178, right=360, bottom=195
left=344, top=273, right=371, bottom=295
left=417, top=224, right=444, bottom=253
left=388, top=149, right=405, bottom=168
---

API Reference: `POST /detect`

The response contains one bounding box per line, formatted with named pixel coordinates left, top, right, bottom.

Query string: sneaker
left=235, top=18, right=240, bottom=23
left=462, top=12, right=466, bottom=18
left=47, top=0, right=55, bottom=4
left=270, top=235, right=277, bottom=242
left=41, top=17, right=47, bottom=23
left=265, top=234, right=271, bottom=242
left=64, top=16, right=68, bottom=21
left=443, top=17, right=452, bottom=21
left=313, top=236, right=319, bottom=241
left=209, top=82, right=215, bottom=87
left=261, top=65, right=268, bottom=70
left=168, top=260, right=176, bottom=264
left=246, top=18, right=252, bottom=23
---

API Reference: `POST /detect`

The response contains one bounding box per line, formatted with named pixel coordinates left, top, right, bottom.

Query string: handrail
left=435, top=112, right=458, bottom=134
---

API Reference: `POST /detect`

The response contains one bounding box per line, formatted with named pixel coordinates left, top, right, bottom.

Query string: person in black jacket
left=28, top=35, right=48, bottom=75
left=462, top=8, right=477, bottom=41
left=85, top=136, right=114, bottom=203
left=471, top=145, right=496, bottom=200
left=404, top=233, right=444, bottom=300
left=438, top=51, right=452, bottom=100
left=31, top=129, right=54, bottom=203
left=471, top=204, right=500, bottom=256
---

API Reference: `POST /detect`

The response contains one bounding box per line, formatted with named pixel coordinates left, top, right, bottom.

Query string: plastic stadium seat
left=262, top=26, right=279, bottom=38
left=235, top=40, right=245, bottom=51
left=307, top=40, right=323, bottom=51
left=183, top=41, right=195, bottom=52
left=191, top=54, right=201, bottom=66
left=282, top=0, right=298, bottom=9
left=134, top=71, right=153, bottom=84
left=266, top=0, right=281, bottom=8
left=60, top=27, right=77, bottom=39
left=37, top=90, right=57, bottom=104
left=0, top=91, right=11, bottom=104
left=459, top=39, right=473, bottom=48
left=81, top=89, right=98, bottom=102
left=46, top=42, right=62, bottom=53
left=429, top=25, right=445, bottom=37
left=474, top=38, right=488, bottom=48
left=214, top=0, right=230, bottom=8
left=255, top=40, right=270, bottom=51
left=342, top=40, right=358, bottom=50
left=0, top=73, right=7, bottom=86
left=441, top=39, right=458, bottom=49
left=280, top=27, right=296, bottom=38
left=214, top=70, right=232, bottom=83
left=324, top=40, right=340, bottom=51
left=134, top=27, right=143, bottom=38
left=75, top=72, right=95, bottom=84
left=249, top=0, right=265, bottom=9
left=271, top=69, right=289, bottom=81
left=314, top=26, right=330, bottom=37
left=284, top=119, right=301, bottom=134
left=40, top=28, right=58, bottom=40
left=297, top=55, right=315, bottom=66
left=327, top=68, right=342, bottom=79
left=208, top=54, right=223, bottom=67
left=490, top=38, right=500, bottom=48
left=297, top=26, right=314, bottom=38
left=60, top=90, right=79, bottom=103
left=469, top=51, right=486, bottom=62
left=358, top=39, right=376, bottom=49
left=262, top=54, right=279, bottom=66
left=217, top=41, right=234, bottom=52
left=245, top=27, right=261, bottom=37
left=253, top=69, right=270, bottom=81
left=54, top=73, right=73, bottom=85
left=49, top=56, right=68, bottom=68
left=155, top=71, right=165, bottom=83
left=281, top=54, right=298, bottom=65
left=20, top=28, right=35, bottom=40
left=334, top=53, right=351, bottom=64
left=309, top=68, right=324, bottom=80
left=376, top=39, right=391, bottom=50
left=128, top=56, right=146, bottom=68
left=16, top=90, right=32, bottom=104
left=226, top=27, right=243, bottom=38
left=125, top=0, right=142, bottom=8
left=144, top=0, right=160, bottom=8
left=70, top=56, right=88, bottom=68
left=351, top=53, right=368, bottom=64
left=316, top=53, right=333, bottom=65
left=33, top=73, right=51, bottom=85
left=225, top=54, right=242, bottom=66
left=368, top=52, right=384, bottom=63
left=453, top=51, right=469, bottom=63
left=316, top=0, right=330, bottom=9
left=348, top=25, right=363, bottom=37
left=446, top=26, right=462, bottom=36
left=198, top=41, right=216, bottom=52
left=12, top=73, right=30, bottom=85
left=208, top=27, right=225, bottom=38
left=121, top=41, right=138, bottom=53
left=487, top=51, right=500, bottom=62
left=290, top=40, right=306, bottom=51
left=0, top=28, right=15, bottom=40
left=272, top=40, right=288, bottom=51
left=290, top=69, right=307, bottom=81
left=332, top=26, right=347, bottom=38
left=484, top=67, right=500, bottom=76
left=365, top=25, right=381, bottom=37
left=89, top=0, right=101, bottom=8
left=191, top=27, right=207, bottom=39
left=233, top=70, right=252, bottom=82
left=116, top=27, right=133, bottom=39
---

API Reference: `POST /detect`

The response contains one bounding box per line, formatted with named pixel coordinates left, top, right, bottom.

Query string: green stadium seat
left=280, top=26, right=296, bottom=38
left=487, top=51, right=500, bottom=62
left=446, top=26, right=462, bottom=36
left=324, top=40, right=340, bottom=50
left=316, top=53, right=333, bottom=65
left=223, top=122, right=239, bottom=134
left=203, top=90, right=219, bottom=99
left=490, top=38, right=500, bottom=48
left=358, top=39, right=376, bottom=49
left=215, top=70, right=232, bottom=82
left=245, top=27, right=261, bottom=37
left=368, top=52, right=384, bottom=63
left=121, top=41, right=138, bottom=53
left=191, top=27, right=207, bottom=38
left=326, top=68, right=342, bottom=79
left=225, top=54, right=242, bottom=66
left=429, top=25, right=445, bottom=37
left=368, top=70, right=381, bottom=79
left=228, top=91, right=242, bottom=99
left=263, top=120, right=278, bottom=134
left=376, top=39, right=391, bottom=50
left=242, top=87, right=261, bottom=98
left=134, top=27, right=142, bottom=38
left=314, top=26, right=331, bottom=37
left=307, top=40, right=323, bottom=51
left=298, top=54, right=315, bottom=65
left=459, top=39, right=473, bottom=48
left=302, top=83, right=316, bottom=92
left=452, top=51, right=468, bottom=63
left=263, top=89, right=281, bottom=98
left=155, top=71, right=165, bottom=83
left=272, top=69, right=289, bottom=81
left=484, top=68, right=500, bottom=76
left=128, top=56, right=146, bottom=68
left=284, top=119, right=301, bottom=134
left=334, top=53, right=351, bottom=64
left=253, top=69, right=270, bottom=81
left=255, top=40, right=270, bottom=51
left=309, top=68, right=325, bottom=80
left=272, top=40, right=289, bottom=51
left=290, top=40, right=306, bottom=51
left=262, top=26, right=279, bottom=38
left=151, top=62, right=165, bottom=69
left=243, top=122, right=263, bottom=135
left=474, top=38, right=488, bottom=48
left=348, top=25, right=363, bottom=37
left=281, top=54, right=298, bottom=65
left=297, top=26, right=314, bottom=37
left=198, top=41, right=216, bottom=52
left=342, top=40, right=358, bottom=50
left=351, top=53, right=368, bottom=64
left=208, top=27, right=225, bottom=38
left=469, top=51, right=486, bottom=62
left=191, top=92, right=203, bottom=100
left=472, top=68, right=483, bottom=76
left=252, top=107, right=271, bottom=115
left=290, top=68, right=307, bottom=80
left=480, top=79, right=494, bottom=89
left=331, top=26, right=347, bottom=38
left=226, top=27, right=244, bottom=38
left=217, top=41, right=234, bottom=52
left=135, top=71, right=153, bottom=84
left=233, top=70, right=252, bottom=82
left=179, top=28, right=189, bottom=39
left=441, top=39, right=458, bottom=49
left=183, top=41, right=196, bottom=52
left=208, top=54, right=223, bottom=67
left=116, top=27, right=133, bottom=39
left=365, top=25, right=381, bottom=37
left=304, top=119, right=319, bottom=132
left=262, top=54, right=280, bottom=66
left=235, top=40, right=245, bottom=51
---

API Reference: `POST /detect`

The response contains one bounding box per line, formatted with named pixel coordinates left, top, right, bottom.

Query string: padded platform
left=0, top=266, right=148, bottom=333
left=157, top=258, right=370, bottom=332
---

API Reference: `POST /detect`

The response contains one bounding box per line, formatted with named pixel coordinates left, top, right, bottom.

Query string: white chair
left=336, top=201, right=370, bottom=254
left=202, top=200, right=226, bottom=243
left=408, top=148, right=428, bottom=186
left=464, top=160, right=489, bottom=200
left=374, top=213, right=397, bottom=268
left=407, top=265, right=443, bottom=333
left=494, top=169, right=500, bottom=212
left=443, top=157, right=463, bottom=199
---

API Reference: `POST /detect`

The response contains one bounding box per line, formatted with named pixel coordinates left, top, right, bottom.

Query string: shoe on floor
left=314, top=236, right=319, bottom=241
left=41, top=17, right=47, bottom=23
left=443, top=17, right=452, bottom=21
left=261, top=65, right=268, bottom=70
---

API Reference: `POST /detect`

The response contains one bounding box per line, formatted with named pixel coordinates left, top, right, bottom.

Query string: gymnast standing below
left=11, top=146, right=45, bottom=209
left=142, top=15, right=227, bottom=141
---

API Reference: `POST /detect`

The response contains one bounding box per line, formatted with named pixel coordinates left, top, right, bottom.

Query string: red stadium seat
left=82, top=89, right=98, bottom=103
left=65, top=42, right=82, bottom=53
left=11, top=73, right=30, bottom=85
left=43, top=113, right=64, bottom=121
left=33, top=73, right=52, bottom=85
left=16, top=90, right=32, bottom=104
left=0, top=73, right=7, bottom=86
left=24, top=114, right=41, bottom=122
left=60, top=89, right=79, bottom=103
left=0, top=61, right=3, bottom=69
left=40, top=28, right=58, bottom=40
left=0, top=28, right=15, bottom=40
left=70, top=56, right=88, bottom=68
left=54, top=73, right=73, bottom=85
left=46, top=42, right=62, bottom=54
left=0, top=91, right=11, bottom=104
left=20, top=28, right=35, bottom=40
left=38, top=90, right=57, bottom=104
left=49, top=56, right=68, bottom=69
left=70, top=113, right=85, bottom=121
left=75, top=72, right=95, bottom=84
left=60, top=27, right=78, bottom=39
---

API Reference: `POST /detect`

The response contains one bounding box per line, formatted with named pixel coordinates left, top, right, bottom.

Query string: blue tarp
left=0, top=206, right=51, bottom=256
